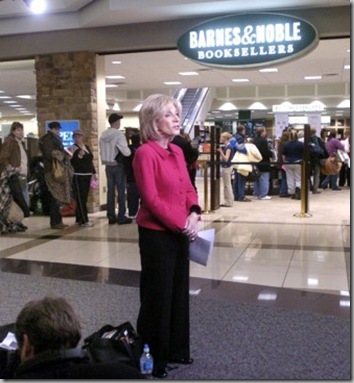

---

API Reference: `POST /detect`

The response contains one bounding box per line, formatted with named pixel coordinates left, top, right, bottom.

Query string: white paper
left=188, top=228, right=215, bottom=266
left=0, top=332, right=18, bottom=350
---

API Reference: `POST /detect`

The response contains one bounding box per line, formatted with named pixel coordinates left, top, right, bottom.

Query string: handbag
left=82, top=322, right=142, bottom=370
left=52, top=159, right=66, bottom=183
left=320, top=156, right=342, bottom=175
left=250, top=164, right=261, bottom=179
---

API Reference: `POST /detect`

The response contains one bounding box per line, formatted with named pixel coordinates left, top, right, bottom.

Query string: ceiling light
left=16, top=95, right=33, bottom=99
left=232, top=78, right=250, bottom=83
left=105, top=84, right=118, bottom=88
left=106, top=75, right=125, bottom=79
left=112, top=102, right=120, bottom=111
left=179, top=72, right=199, bottom=76
left=163, top=81, right=182, bottom=85
left=344, top=65, right=350, bottom=70
left=112, top=61, right=122, bottom=65
left=337, top=99, right=350, bottom=108
left=259, top=68, right=278, bottom=73
left=3, top=100, right=16, bottom=104
left=219, top=102, right=237, bottom=111
left=0, top=96, right=11, bottom=99
left=133, top=103, right=142, bottom=112
left=23, top=0, right=47, bottom=14
left=304, top=76, right=322, bottom=80
left=248, top=102, right=267, bottom=110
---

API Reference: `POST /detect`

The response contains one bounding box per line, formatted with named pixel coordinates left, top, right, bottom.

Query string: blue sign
left=177, top=13, right=319, bottom=68
left=45, top=120, right=80, bottom=148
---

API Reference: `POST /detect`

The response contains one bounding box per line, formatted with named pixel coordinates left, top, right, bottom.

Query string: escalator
left=174, top=87, right=213, bottom=137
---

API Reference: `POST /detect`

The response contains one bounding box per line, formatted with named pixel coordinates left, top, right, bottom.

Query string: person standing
left=339, top=129, right=350, bottom=187
left=321, top=129, right=345, bottom=191
left=133, top=94, right=201, bottom=379
left=253, top=126, right=273, bottom=200
left=217, top=132, right=235, bottom=207
left=282, top=130, right=304, bottom=199
left=0, top=122, right=30, bottom=233
left=69, top=130, right=97, bottom=227
left=277, top=130, right=290, bottom=198
left=172, top=130, right=199, bottom=191
left=38, top=121, right=73, bottom=229
left=123, top=132, right=141, bottom=218
left=99, top=113, right=132, bottom=225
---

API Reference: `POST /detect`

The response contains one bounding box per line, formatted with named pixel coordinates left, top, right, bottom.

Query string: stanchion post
left=203, top=161, right=210, bottom=214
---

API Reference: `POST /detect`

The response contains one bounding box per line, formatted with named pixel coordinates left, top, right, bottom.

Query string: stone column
left=35, top=51, right=100, bottom=212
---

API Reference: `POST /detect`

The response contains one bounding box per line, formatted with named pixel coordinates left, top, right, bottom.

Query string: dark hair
left=15, top=296, right=81, bottom=355
left=10, top=121, right=24, bottom=133
left=130, top=132, right=141, bottom=146
left=236, top=125, right=245, bottom=134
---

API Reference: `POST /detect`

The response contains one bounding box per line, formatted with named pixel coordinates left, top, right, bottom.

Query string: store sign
left=177, top=13, right=319, bottom=68
left=273, top=103, right=325, bottom=113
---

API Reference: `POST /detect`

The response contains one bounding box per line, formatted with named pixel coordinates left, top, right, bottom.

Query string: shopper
left=282, top=130, right=304, bottom=199
left=217, top=132, right=235, bottom=207
left=99, top=113, right=132, bottom=225
left=38, top=121, right=73, bottom=229
left=133, top=94, right=201, bottom=379
left=69, top=130, right=97, bottom=227
left=123, top=132, right=141, bottom=218
left=0, top=122, right=29, bottom=233
left=253, top=126, right=273, bottom=200
left=321, top=129, right=345, bottom=191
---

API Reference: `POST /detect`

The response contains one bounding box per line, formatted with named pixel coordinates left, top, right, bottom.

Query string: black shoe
left=108, top=219, right=117, bottom=225
left=152, top=368, right=168, bottom=379
left=51, top=223, right=69, bottom=229
left=169, top=357, right=194, bottom=365
left=332, top=188, right=342, bottom=191
left=117, top=217, right=133, bottom=225
left=17, top=222, right=28, bottom=230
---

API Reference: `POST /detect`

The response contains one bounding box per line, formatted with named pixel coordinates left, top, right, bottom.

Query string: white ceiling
left=0, top=0, right=350, bottom=121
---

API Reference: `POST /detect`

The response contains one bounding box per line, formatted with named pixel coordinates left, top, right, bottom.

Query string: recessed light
left=112, top=61, right=122, bottom=64
left=304, top=76, right=322, bottom=80
left=179, top=71, right=199, bottom=76
left=344, top=65, right=350, bottom=70
left=259, top=68, right=278, bottom=73
left=16, top=95, right=33, bottom=99
left=106, top=75, right=125, bottom=79
left=3, top=100, right=16, bottom=103
left=232, top=78, right=250, bottom=83
left=163, top=81, right=182, bottom=85
left=105, top=84, right=118, bottom=88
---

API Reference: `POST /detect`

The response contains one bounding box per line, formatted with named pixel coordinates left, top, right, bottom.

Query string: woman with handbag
left=38, top=121, right=73, bottom=229
left=321, top=129, right=345, bottom=191
left=0, top=122, right=30, bottom=233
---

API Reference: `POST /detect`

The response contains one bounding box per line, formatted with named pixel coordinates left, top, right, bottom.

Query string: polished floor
left=0, top=176, right=350, bottom=318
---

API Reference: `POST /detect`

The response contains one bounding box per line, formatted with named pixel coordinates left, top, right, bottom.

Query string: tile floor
left=0, top=176, right=350, bottom=318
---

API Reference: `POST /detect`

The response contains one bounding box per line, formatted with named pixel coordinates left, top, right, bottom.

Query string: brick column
left=35, top=51, right=100, bottom=212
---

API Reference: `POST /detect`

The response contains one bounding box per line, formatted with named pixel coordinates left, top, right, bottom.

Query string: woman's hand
left=182, top=212, right=200, bottom=241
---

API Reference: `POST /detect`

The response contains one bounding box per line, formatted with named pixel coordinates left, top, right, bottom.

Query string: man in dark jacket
left=38, top=121, right=73, bottom=229
left=253, top=126, right=273, bottom=200
left=6, top=296, right=144, bottom=379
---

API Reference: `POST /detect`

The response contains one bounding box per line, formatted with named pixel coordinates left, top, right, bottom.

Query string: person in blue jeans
left=253, top=126, right=273, bottom=200
left=99, top=113, right=132, bottom=225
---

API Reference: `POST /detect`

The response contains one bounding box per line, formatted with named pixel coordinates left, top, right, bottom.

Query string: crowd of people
left=218, top=124, right=350, bottom=206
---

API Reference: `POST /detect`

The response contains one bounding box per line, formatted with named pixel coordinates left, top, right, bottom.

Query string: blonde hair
left=139, top=94, right=182, bottom=143
left=220, top=132, right=232, bottom=141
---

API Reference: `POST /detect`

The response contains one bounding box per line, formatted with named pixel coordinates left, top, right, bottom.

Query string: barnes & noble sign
left=177, top=13, right=319, bottom=68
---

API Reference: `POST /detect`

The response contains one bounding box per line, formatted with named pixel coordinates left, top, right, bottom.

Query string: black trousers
left=137, top=227, right=190, bottom=370
left=72, top=174, right=91, bottom=224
